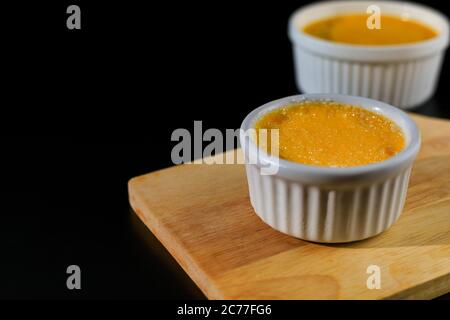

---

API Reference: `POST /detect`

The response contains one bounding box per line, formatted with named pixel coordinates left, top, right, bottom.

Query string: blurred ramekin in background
left=289, top=1, right=449, bottom=109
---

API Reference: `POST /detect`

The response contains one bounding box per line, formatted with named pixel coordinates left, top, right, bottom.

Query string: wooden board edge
left=384, top=272, right=450, bottom=300
left=409, top=112, right=450, bottom=124
left=128, top=177, right=225, bottom=300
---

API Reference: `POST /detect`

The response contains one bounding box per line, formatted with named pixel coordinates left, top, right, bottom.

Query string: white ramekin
left=289, top=1, right=449, bottom=109
left=240, top=94, right=421, bottom=243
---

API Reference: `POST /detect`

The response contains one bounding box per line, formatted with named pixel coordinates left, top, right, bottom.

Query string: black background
left=1, top=0, right=449, bottom=299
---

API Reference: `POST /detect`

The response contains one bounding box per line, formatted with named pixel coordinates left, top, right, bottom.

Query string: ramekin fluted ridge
left=246, top=163, right=412, bottom=243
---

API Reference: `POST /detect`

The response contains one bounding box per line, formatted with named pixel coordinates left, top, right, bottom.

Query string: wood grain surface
left=128, top=114, right=450, bottom=299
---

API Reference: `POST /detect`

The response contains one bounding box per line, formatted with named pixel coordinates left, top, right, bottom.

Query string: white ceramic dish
left=288, top=1, right=449, bottom=109
left=240, top=94, right=421, bottom=243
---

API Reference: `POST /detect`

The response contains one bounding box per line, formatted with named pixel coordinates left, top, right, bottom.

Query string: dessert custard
left=254, top=101, right=405, bottom=167
left=303, top=13, right=438, bottom=45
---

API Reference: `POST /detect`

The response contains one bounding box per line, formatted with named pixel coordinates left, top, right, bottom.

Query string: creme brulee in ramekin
left=240, top=94, right=420, bottom=243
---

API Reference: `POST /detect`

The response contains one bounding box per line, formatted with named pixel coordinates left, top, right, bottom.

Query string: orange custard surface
left=303, top=13, right=438, bottom=45
left=254, top=101, right=405, bottom=167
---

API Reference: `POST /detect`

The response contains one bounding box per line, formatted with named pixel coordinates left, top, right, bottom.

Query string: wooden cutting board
left=128, top=114, right=450, bottom=299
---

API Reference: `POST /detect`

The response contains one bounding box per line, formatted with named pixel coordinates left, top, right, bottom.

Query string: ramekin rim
left=288, top=0, right=450, bottom=53
left=240, top=94, right=421, bottom=176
